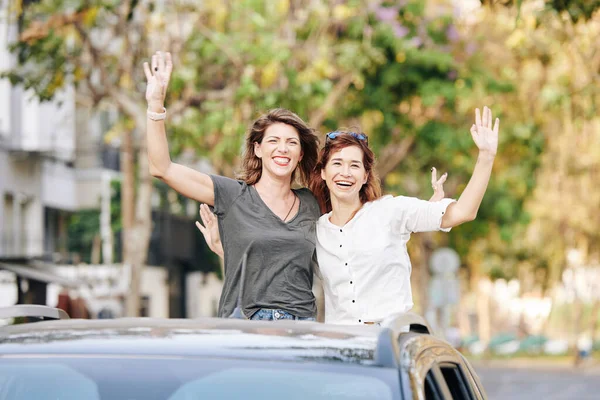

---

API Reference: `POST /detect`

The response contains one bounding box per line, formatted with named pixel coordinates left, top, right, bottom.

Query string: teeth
left=336, top=181, right=353, bottom=187
left=273, top=157, right=290, bottom=165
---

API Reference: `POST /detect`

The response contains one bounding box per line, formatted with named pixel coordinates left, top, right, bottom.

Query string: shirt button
left=352, top=300, right=355, bottom=303
left=340, top=229, right=343, bottom=232
left=340, top=244, right=342, bottom=248
left=345, top=263, right=348, bottom=266
left=359, top=319, right=362, bottom=323
left=350, top=281, right=353, bottom=284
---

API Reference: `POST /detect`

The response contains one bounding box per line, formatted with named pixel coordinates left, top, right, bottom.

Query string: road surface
left=474, top=361, right=600, bottom=400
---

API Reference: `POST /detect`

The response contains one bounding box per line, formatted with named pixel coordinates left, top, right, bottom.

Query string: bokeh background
left=0, top=1, right=599, bottom=394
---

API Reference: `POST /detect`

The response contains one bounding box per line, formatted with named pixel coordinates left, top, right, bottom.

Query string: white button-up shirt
left=316, top=195, right=455, bottom=325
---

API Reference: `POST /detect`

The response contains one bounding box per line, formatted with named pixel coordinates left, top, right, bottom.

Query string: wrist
left=478, top=151, right=496, bottom=162
left=147, top=102, right=165, bottom=113
left=147, top=106, right=167, bottom=121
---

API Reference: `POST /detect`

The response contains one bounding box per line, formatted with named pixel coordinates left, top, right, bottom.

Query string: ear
left=299, top=149, right=303, bottom=162
left=321, top=169, right=326, bottom=181
left=363, top=173, right=369, bottom=186
left=254, top=141, right=262, bottom=159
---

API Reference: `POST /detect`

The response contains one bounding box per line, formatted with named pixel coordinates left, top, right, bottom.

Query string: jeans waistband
left=250, top=308, right=315, bottom=321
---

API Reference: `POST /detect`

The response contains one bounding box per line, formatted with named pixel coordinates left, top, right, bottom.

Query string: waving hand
left=470, top=106, right=499, bottom=157
left=143, top=51, right=173, bottom=107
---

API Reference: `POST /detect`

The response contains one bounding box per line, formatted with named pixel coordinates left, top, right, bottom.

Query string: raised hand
left=195, top=204, right=224, bottom=259
left=143, top=51, right=173, bottom=108
left=470, top=106, right=499, bottom=157
left=429, top=167, right=447, bottom=202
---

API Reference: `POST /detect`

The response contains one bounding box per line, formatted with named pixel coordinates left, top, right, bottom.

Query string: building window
left=2, top=193, right=14, bottom=255
left=139, top=295, right=151, bottom=317
left=1, top=193, right=26, bottom=257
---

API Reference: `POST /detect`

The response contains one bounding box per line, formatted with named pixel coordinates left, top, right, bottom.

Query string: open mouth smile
left=334, top=180, right=354, bottom=188
left=273, top=156, right=291, bottom=166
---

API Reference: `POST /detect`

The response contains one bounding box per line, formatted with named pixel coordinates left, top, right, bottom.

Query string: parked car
left=0, top=305, right=486, bottom=399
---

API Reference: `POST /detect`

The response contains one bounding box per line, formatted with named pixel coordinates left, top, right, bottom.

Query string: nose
left=341, top=165, right=351, bottom=176
left=277, top=141, right=288, bottom=153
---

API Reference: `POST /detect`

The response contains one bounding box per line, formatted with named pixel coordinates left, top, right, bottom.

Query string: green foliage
left=10, top=0, right=583, bottom=287
left=67, top=209, right=100, bottom=263
left=545, top=0, right=600, bottom=22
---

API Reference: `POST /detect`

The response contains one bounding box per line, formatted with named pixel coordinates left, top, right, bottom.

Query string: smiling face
left=320, top=145, right=368, bottom=204
left=254, top=123, right=303, bottom=181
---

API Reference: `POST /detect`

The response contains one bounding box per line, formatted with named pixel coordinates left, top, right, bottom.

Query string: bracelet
left=147, top=107, right=167, bottom=121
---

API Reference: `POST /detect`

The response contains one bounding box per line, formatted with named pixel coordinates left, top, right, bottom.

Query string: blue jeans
left=250, top=308, right=315, bottom=321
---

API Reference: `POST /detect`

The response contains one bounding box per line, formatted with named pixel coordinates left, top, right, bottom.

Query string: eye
left=332, top=162, right=341, bottom=166
left=351, top=164, right=361, bottom=169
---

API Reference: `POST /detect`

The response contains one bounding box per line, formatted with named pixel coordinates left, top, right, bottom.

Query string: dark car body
left=0, top=307, right=486, bottom=399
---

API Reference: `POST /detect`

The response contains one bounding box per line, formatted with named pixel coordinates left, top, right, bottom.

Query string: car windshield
left=0, top=356, right=400, bottom=400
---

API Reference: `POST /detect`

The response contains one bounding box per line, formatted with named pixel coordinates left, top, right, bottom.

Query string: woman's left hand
left=196, top=204, right=224, bottom=259
left=429, top=167, right=447, bottom=202
left=470, top=106, right=499, bottom=157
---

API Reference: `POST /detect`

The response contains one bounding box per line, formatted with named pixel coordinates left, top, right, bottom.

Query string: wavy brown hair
left=309, top=131, right=382, bottom=214
left=238, top=108, right=319, bottom=186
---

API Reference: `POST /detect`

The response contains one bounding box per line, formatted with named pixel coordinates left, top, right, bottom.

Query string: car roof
left=0, top=317, right=389, bottom=366
left=0, top=307, right=458, bottom=370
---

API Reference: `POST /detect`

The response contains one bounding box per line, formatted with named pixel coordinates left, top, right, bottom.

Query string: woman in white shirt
left=198, top=106, right=499, bottom=325
left=307, top=106, right=498, bottom=324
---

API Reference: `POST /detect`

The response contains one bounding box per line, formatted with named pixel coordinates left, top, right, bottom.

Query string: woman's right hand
left=143, top=51, right=172, bottom=110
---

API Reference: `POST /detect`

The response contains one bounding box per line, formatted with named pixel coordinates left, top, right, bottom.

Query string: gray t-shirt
left=210, top=175, right=321, bottom=318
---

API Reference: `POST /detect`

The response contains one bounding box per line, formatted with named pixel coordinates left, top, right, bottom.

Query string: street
left=474, top=362, right=600, bottom=400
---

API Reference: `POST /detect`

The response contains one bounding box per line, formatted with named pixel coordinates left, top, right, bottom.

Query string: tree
left=4, top=0, right=255, bottom=315
left=6, top=0, right=550, bottom=321
left=456, top=0, right=600, bottom=345
left=4, top=0, right=416, bottom=315
left=314, top=1, right=544, bottom=311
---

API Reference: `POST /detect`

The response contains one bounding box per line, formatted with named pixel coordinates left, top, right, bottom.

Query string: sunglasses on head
left=325, top=131, right=369, bottom=146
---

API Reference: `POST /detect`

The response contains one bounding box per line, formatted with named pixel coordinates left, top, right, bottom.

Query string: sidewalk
left=469, top=357, right=600, bottom=374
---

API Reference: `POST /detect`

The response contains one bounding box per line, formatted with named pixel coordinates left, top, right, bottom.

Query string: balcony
left=0, top=84, right=75, bottom=160
left=0, top=134, right=53, bottom=156
left=0, top=231, right=43, bottom=260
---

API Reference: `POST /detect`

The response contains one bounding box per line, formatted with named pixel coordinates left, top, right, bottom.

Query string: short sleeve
left=210, top=175, right=245, bottom=216
left=295, top=188, right=321, bottom=220
left=390, top=196, right=456, bottom=233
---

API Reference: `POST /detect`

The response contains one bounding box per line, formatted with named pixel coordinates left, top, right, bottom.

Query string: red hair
left=309, top=132, right=382, bottom=214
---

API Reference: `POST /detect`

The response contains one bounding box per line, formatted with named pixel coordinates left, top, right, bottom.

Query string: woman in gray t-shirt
left=145, top=51, right=320, bottom=319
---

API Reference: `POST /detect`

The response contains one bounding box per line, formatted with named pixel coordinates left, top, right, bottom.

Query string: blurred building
left=0, top=4, right=118, bottom=310
left=0, top=4, right=218, bottom=318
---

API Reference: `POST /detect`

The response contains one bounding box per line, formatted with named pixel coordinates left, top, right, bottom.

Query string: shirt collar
left=319, top=195, right=392, bottom=229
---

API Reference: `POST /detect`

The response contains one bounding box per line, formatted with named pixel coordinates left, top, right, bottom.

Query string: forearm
left=441, top=152, right=495, bottom=228
left=147, top=101, right=173, bottom=178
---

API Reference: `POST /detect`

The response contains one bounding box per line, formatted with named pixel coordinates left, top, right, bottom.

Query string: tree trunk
left=120, top=125, right=152, bottom=317
left=572, top=297, right=584, bottom=366
left=125, top=132, right=154, bottom=317
left=114, top=94, right=158, bottom=317
left=589, top=299, right=600, bottom=349
left=419, top=233, right=434, bottom=316
left=121, top=127, right=138, bottom=316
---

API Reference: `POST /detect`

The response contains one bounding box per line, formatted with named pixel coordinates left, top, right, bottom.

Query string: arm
left=144, top=51, right=215, bottom=205
left=441, top=106, right=499, bottom=229
left=200, top=168, right=448, bottom=260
